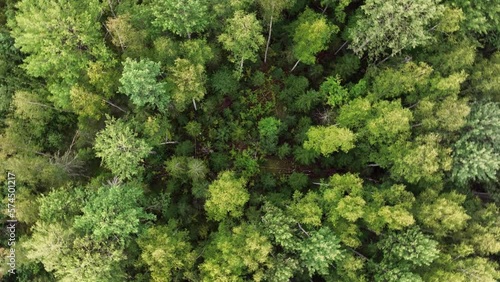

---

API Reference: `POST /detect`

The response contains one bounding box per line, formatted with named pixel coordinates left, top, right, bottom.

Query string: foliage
left=348, top=0, right=443, bottom=60
left=292, top=8, right=338, bottom=65
left=453, top=102, right=500, bottom=184
left=205, top=171, right=249, bottom=221
left=2, top=1, right=500, bottom=281
left=9, top=0, right=111, bottom=108
left=74, top=183, right=155, bottom=243
left=303, top=125, right=356, bottom=156
left=94, top=117, right=152, bottom=180
left=150, top=0, right=209, bottom=37
left=138, top=221, right=195, bottom=282
left=218, top=11, right=265, bottom=74
left=119, top=58, right=170, bottom=112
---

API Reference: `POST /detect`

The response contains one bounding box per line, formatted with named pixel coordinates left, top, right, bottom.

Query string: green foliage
left=169, top=58, right=207, bottom=111
left=371, top=62, right=433, bottom=100
left=470, top=52, right=500, bottom=99
left=258, top=0, right=294, bottom=21
left=200, top=224, right=272, bottom=281
left=366, top=100, right=413, bottom=145
left=320, top=76, right=350, bottom=108
left=453, top=102, right=500, bottom=184
left=9, top=0, right=111, bottom=108
left=138, top=221, right=196, bottom=282
left=417, top=191, right=470, bottom=237
left=299, top=227, right=343, bottom=276
left=119, top=58, right=170, bottom=112
left=289, top=191, right=323, bottom=226
left=150, top=0, right=209, bottom=37
left=205, top=171, right=249, bottom=221
left=74, top=183, right=154, bottom=243
left=303, top=125, right=356, bottom=156
left=378, top=227, right=439, bottom=267
left=94, top=117, right=152, bottom=180
left=2, top=1, right=500, bottom=281
left=450, top=0, right=500, bottom=47
left=292, top=8, right=338, bottom=65
left=258, top=117, right=281, bottom=153
left=218, top=11, right=265, bottom=73
left=25, top=225, right=127, bottom=281
left=390, top=134, right=452, bottom=184
left=70, top=86, right=106, bottom=120
left=348, top=0, right=443, bottom=60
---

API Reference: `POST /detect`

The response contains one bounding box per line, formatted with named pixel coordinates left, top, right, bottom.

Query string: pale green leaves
left=299, top=227, right=343, bottom=276
left=303, top=125, right=356, bottom=156
left=292, top=8, right=338, bottom=65
left=119, top=58, right=170, bottom=112
left=150, top=0, right=209, bottom=37
left=417, top=191, right=470, bottom=237
left=74, top=183, right=155, bottom=243
left=453, top=102, right=500, bottom=184
left=378, top=227, right=439, bottom=267
left=205, top=171, right=249, bottom=221
left=169, top=58, right=206, bottom=111
left=348, top=0, right=443, bottom=61
left=138, top=222, right=195, bottom=282
left=10, top=0, right=110, bottom=108
left=94, top=117, right=151, bottom=180
left=218, top=11, right=265, bottom=74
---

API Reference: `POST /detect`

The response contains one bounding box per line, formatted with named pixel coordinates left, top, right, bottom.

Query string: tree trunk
left=103, top=99, right=126, bottom=113
left=239, top=56, right=245, bottom=73
left=290, top=59, right=301, bottom=72
left=192, top=98, right=197, bottom=111
left=334, top=41, right=348, bottom=55
left=264, top=15, right=273, bottom=63
left=322, top=4, right=328, bottom=14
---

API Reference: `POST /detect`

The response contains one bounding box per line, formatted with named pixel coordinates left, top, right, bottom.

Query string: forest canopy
left=0, top=0, right=499, bottom=281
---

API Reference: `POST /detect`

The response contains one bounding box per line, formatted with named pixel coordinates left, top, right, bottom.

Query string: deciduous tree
left=94, top=117, right=151, bottom=180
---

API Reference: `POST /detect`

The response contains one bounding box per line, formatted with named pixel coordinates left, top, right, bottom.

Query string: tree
left=416, top=96, right=471, bottom=132
left=348, top=0, right=443, bottom=61
left=200, top=224, right=272, bottom=281
left=138, top=221, right=196, bottom=282
left=105, top=14, right=145, bottom=55
left=298, top=227, right=344, bottom=276
left=303, top=125, right=356, bottom=156
left=336, top=98, right=372, bottom=129
left=119, top=58, right=170, bottom=112
left=417, top=191, right=470, bottom=237
left=149, top=0, right=209, bottom=38
left=449, top=0, right=500, bottom=48
left=453, top=102, right=500, bottom=184
left=258, top=117, right=281, bottom=154
left=205, top=171, right=249, bottom=221
left=365, top=100, right=413, bottom=146
left=320, top=0, right=353, bottom=22
left=378, top=227, right=439, bottom=268
left=320, top=76, right=351, bottom=108
left=390, top=134, right=452, bottom=184
left=169, top=58, right=206, bottom=111
left=370, top=62, right=433, bottom=100
left=69, top=85, right=106, bottom=120
left=218, top=11, right=265, bottom=74
left=9, top=0, right=111, bottom=108
left=261, top=203, right=344, bottom=277
left=291, top=8, right=338, bottom=71
left=94, top=117, right=152, bottom=180
left=257, top=0, right=294, bottom=63
left=73, top=183, right=155, bottom=243
left=289, top=191, right=323, bottom=227
left=22, top=185, right=140, bottom=282
left=470, top=52, right=500, bottom=99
